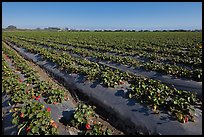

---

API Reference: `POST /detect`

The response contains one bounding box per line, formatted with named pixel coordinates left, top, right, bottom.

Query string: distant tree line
left=2, top=25, right=202, bottom=32
left=152, top=29, right=202, bottom=32
left=94, top=29, right=202, bottom=32
left=34, top=27, right=203, bottom=32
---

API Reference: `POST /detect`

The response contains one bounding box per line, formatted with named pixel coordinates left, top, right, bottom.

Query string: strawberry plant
left=11, top=83, right=32, bottom=103
left=127, top=75, right=197, bottom=123
left=70, top=103, right=96, bottom=129
left=2, top=75, right=19, bottom=94
left=2, top=43, right=66, bottom=104
left=46, top=89, right=65, bottom=104
left=100, top=68, right=124, bottom=87
left=12, top=101, right=58, bottom=135
left=70, top=103, right=112, bottom=135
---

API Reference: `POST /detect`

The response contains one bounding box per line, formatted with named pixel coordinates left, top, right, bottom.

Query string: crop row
left=2, top=52, right=59, bottom=135
left=2, top=42, right=113, bottom=135
left=3, top=40, right=200, bottom=124
left=42, top=37, right=202, bottom=69
left=4, top=36, right=202, bottom=82
left=3, top=31, right=202, bottom=68
left=4, top=31, right=201, bottom=56
left=2, top=42, right=65, bottom=104
left=5, top=34, right=202, bottom=71
left=14, top=35, right=201, bottom=69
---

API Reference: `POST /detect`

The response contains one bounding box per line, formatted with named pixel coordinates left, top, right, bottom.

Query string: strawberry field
left=2, top=31, right=202, bottom=135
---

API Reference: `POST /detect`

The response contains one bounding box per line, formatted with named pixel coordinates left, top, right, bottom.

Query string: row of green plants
left=44, top=37, right=202, bottom=69
left=2, top=42, right=65, bottom=104
left=2, top=55, right=59, bottom=135
left=3, top=40, right=200, bottom=124
left=6, top=36, right=202, bottom=82
left=70, top=103, right=112, bottom=135
left=10, top=34, right=201, bottom=70
left=4, top=39, right=123, bottom=87
left=38, top=38, right=202, bottom=82
left=4, top=31, right=201, bottom=69
left=8, top=36, right=141, bottom=67
left=2, top=43, right=113, bottom=135
left=127, top=77, right=197, bottom=123
left=143, top=61, right=202, bottom=81
left=5, top=31, right=201, bottom=58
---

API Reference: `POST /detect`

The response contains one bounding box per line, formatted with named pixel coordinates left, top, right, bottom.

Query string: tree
left=6, top=25, right=17, bottom=29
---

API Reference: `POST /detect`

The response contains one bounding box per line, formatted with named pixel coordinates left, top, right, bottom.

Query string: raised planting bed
left=4, top=39, right=202, bottom=99
left=5, top=41, right=202, bottom=135
left=98, top=60, right=202, bottom=99
left=2, top=43, right=122, bottom=135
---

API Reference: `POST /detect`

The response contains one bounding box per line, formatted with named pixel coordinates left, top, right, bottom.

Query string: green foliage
left=2, top=31, right=201, bottom=125
left=70, top=103, right=112, bottom=135
left=12, top=101, right=58, bottom=135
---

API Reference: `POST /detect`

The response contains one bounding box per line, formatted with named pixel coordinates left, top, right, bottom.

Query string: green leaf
left=129, top=93, right=132, bottom=98
left=29, top=113, right=34, bottom=119
left=78, top=117, right=82, bottom=123
left=12, top=117, right=18, bottom=125
left=31, top=126, right=39, bottom=133
left=42, top=119, right=46, bottom=125
left=41, top=126, right=46, bottom=131
left=142, top=84, right=146, bottom=89
left=37, top=113, right=43, bottom=118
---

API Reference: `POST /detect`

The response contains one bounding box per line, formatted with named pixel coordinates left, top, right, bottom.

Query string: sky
left=2, top=2, right=202, bottom=30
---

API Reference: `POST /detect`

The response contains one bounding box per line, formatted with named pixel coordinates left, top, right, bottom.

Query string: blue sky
left=2, top=2, right=202, bottom=30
